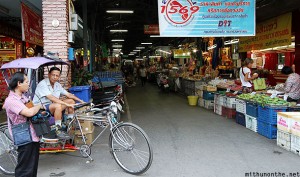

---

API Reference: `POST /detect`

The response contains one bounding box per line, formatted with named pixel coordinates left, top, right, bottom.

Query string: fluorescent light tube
left=111, top=39, right=124, bottom=42
left=110, top=30, right=128, bottom=33
left=106, top=10, right=134, bottom=14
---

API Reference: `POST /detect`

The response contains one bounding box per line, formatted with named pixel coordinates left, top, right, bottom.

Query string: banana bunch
left=237, top=94, right=289, bottom=107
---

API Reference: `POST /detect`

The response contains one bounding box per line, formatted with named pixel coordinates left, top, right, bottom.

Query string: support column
left=42, top=0, right=70, bottom=87
left=294, top=11, right=300, bottom=74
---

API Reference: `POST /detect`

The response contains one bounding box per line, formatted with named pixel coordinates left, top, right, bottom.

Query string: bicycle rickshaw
left=0, top=57, right=153, bottom=175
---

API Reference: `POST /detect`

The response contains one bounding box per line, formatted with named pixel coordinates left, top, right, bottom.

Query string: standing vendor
left=239, top=58, right=258, bottom=93
left=281, top=66, right=300, bottom=102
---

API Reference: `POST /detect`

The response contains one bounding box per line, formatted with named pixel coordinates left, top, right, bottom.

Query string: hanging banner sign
left=158, top=0, right=255, bottom=37
left=21, top=3, right=43, bottom=46
left=239, top=12, right=292, bottom=52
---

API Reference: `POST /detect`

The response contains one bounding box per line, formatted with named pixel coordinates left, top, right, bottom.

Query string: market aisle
left=34, top=84, right=300, bottom=177
left=124, top=84, right=300, bottom=177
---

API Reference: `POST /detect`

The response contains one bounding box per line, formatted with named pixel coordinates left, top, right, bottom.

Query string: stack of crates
left=288, top=112, right=300, bottom=156
left=214, top=94, right=224, bottom=116
left=245, top=101, right=258, bottom=132
left=257, top=106, right=287, bottom=139
left=235, top=99, right=246, bottom=126
left=197, top=85, right=206, bottom=107
left=276, top=112, right=296, bottom=151
left=203, top=91, right=215, bottom=110
left=222, top=96, right=236, bottom=119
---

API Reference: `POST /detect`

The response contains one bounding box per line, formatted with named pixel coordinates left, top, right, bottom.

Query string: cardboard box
left=277, top=112, right=300, bottom=133
left=206, top=86, right=217, bottom=92
left=75, top=112, right=94, bottom=133
left=291, top=115, right=300, bottom=136
left=74, top=128, right=94, bottom=145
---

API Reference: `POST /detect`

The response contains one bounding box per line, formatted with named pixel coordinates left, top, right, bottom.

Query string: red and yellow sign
left=239, top=12, right=292, bottom=52
left=144, top=25, right=160, bottom=34
left=21, top=3, right=43, bottom=46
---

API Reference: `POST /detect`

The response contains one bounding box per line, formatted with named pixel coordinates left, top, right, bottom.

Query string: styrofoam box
left=236, top=99, right=246, bottom=114
left=225, top=97, right=236, bottom=109
left=204, top=100, right=214, bottom=110
left=198, top=98, right=205, bottom=107
left=277, top=112, right=300, bottom=133
left=214, top=94, right=219, bottom=102
left=291, top=134, right=300, bottom=156
left=277, top=130, right=291, bottom=151
left=290, top=115, right=300, bottom=136
left=246, top=115, right=258, bottom=132
left=214, top=104, right=222, bottom=114
left=217, top=95, right=225, bottom=106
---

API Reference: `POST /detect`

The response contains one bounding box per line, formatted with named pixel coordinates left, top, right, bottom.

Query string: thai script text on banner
left=158, top=0, right=255, bottom=37
left=239, top=12, right=292, bottom=52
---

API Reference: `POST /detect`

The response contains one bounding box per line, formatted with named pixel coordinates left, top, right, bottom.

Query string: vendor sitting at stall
left=239, top=58, right=258, bottom=93
left=281, top=66, right=300, bottom=102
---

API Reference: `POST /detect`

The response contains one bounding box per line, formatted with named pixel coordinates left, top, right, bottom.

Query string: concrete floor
left=1, top=83, right=300, bottom=177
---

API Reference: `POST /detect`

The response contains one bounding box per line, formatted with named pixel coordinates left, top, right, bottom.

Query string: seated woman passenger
left=281, top=66, right=300, bottom=102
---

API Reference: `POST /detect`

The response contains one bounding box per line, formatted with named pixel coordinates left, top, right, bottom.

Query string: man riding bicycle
left=33, top=67, right=85, bottom=138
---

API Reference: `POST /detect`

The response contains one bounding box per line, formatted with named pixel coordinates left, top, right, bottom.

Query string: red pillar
left=294, top=11, right=300, bottom=74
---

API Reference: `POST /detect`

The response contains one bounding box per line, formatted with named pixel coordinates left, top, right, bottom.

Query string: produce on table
left=237, top=93, right=289, bottom=107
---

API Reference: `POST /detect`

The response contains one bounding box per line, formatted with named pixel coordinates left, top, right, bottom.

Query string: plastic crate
left=288, top=107, right=300, bottom=112
left=69, top=85, right=91, bottom=102
left=246, top=101, right=258, bottom=118
left=198, top=98, right=205, bottom=107
left=258, top=106, right=287, bottom=125
left=277, top=130, right=291, bottom=151
left=257, top=120, right=277, bottom=139
left=291, top=134, right=300, bottom=156
left=236, top=99, right=246, bottom=114
left=214, top=93, right=219, bottom=102
left=235, top=112, right=246, bottom=126
left=203, top=91, right=215, bottom=101
left=204, top=100, right=214, bottom=110
left=225, top=97, right=236, bottom=109
left=246, top=115, right=257, bottom=132
left=214, top=104, right=222, bottom=116
left=222, top=106, right=236, bottom=119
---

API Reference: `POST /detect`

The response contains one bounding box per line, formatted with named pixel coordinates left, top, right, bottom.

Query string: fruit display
left=237, top=93, right=289, bottom=107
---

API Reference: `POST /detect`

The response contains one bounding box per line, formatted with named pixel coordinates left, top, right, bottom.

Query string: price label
left=251, top=92, right=256, bottom=95
left=234, top=91, right=238, bottom=95
left=284, top=94, right=288, bottom=101
left=226, top=88, right=230, bottom=92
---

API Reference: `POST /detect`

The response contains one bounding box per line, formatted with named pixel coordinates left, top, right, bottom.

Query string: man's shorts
left=45, top=104, right=51, bottom=113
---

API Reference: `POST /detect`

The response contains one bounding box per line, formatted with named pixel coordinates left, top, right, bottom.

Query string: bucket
left=187, top=96, right=198, bottom=106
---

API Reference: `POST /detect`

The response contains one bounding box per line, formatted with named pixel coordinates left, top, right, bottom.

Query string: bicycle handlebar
left=73, top=102, right=92, bottom=110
